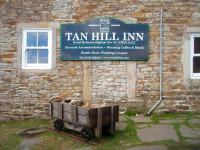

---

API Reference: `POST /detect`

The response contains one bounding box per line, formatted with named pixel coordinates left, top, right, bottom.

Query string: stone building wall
left=0, top=0, right=200, bottom=120
left=92, top=61, right=127, bottom=102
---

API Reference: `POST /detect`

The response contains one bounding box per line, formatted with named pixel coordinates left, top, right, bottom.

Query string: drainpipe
left=147, top=9, right=163, bottom=115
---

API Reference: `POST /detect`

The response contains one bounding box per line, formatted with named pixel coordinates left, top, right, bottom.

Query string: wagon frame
left=49, top=101, right=119, bottom=139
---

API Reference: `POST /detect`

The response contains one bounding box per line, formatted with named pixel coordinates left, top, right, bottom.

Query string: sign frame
left=60, top=17, right=149, bottom=61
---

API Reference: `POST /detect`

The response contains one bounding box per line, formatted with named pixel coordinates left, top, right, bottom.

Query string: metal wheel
left=81, top=127, right=94, bottom=140
left=54, top=119, right=64, bottom=131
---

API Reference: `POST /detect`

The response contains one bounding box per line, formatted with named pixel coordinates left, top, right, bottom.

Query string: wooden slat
left=95, top=108, right=102, bottom=138
left=53, top=110, right=58, bottom=118
left=109, top=106, right=115, bottom=134
left=58, top=103, right=63, bottom=119
left=63, top=103, right=72, bottom=112
left=102, top=106, right=111, bottom=125
left=49, top=102, right=52, bottom=116
left=114, top=105, right=119, bottom=122
left=71, top=105, right=77, bottom=123
left=78, top=115, right=89, bottom=125
left=77, top=107, right=89, bottom=116
left=88, top=108, right=97, bottom=128
left=52, top=102, right=59, bottom=110
left=63, top=112, right=72, bottom=121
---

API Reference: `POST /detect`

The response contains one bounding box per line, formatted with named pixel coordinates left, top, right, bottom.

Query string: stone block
left=192, top=13, right=200, bottom=18
left=189, top=118, right=200, bottom=125
left=137, top=124, right=179, bottom=142
left=132, top=12, right=145, bottom=18
left=180, top=125, right=200, bottom=138
left=175, top=105, right=190, bottom=111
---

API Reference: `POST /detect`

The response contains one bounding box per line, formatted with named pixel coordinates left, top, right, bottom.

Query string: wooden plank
left=63, top=103, right=72, bottom=112
left=78, top=115, right=89, bottom=125
left=49, top=102, right=52, bottom=116
left=77, top=107, right=89, bottom=116
left=114, top=105, right=119, bottom=122
left=102, top=106, right=111, bottom=125
left=53, top=110, right=58, bottom=118
left=109, top=106, right=115, bottom=134
left=71, top=105, right=77, bottom=123
left=63, top=112, right=72, bottom=121
left=52, top=102, right=59, bottom=110
left=88, top=108, right=97, bottom=128
left=95, top=108, right=102, bottom=138
left=58, top=103, right=63, bottom=119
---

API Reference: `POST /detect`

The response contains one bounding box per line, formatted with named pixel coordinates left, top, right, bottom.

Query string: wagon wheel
left=54, top=119, right=64, bottom=131
left=81, top=127, right=94, bottom=140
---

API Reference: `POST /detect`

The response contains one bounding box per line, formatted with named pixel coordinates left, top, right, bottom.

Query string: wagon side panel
left=50, top=102, right=63, bottom=120
left=63, top=103, right=72, bottom=122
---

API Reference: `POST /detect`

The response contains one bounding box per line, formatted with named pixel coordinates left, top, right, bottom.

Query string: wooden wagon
left=49, top=101, right=119, bottom=139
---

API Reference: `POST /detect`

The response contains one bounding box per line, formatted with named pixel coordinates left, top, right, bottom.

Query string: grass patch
left=0, top=119, right=50, bottom=150
left=172, top=123, right=185, bottom=143
left=151, top=115, right=160, bottom=124
left=124, top=111, right=138, bottom=117
left=0, top=112, right=200, bottom=150
left=31, top=131, right=87, bottom=150
left=167, top=143, right=200, bottom=150
left=152, top=112, right=197, bottom=119
left=96, top=116, right=141, bottom=150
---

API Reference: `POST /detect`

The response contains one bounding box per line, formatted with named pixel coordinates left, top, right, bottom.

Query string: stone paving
left=123, top=115, right=200, bottom=150
left=179, top=125, right=200, bottom=138
left=127, top=145, right=168, bottom=150
left=131, top=116, right=151, bottom=123
left=20, top=137, right=41, bottom=150
left=189, top=118, right=200, bottom=125
left=19, top=116, right=200, bottom=150
left=159, top=119, right=184, bottom=124
left=75, top=147, right=92, bottom=150
left=137, top=124, right=179, bottom=142
left=116, top=122, right=127, bottom=131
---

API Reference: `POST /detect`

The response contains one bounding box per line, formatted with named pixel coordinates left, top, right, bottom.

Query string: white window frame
left=190, top=33, right=200, bottom=79
left=22, top=29, right=52, bottom=69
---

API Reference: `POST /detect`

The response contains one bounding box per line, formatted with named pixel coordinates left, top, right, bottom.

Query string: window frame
left=22, top=29, right=52, bottom=69
left=190, top=33, right=200, bottom=79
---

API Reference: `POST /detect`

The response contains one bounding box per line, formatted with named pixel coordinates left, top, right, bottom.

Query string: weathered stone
left=189, top=118, right=200, bottom=125
left=127, top=145, right=168, bottom=150
left=180, top=125, right=200, bottom=138
left=0, top=0, right=200, bottom=120
left=116, top=122, right=127, bottom=131
left=132, top=12, right=145, bottom=18
left=159, top=119, right=185, bottom=124
left=137, top=124, right=179, bottom=142
left=175, top=105, right=190, bottom=111
left=185, top=139, right=200, bottom=145
left=137, top=124, right=149, bottom=129
left=192, top=13, right=200, bottom=18
left=75, top=146, right=92, bottom=150
left=67, top=68, right=77, bottom=76
left=131, top=116, right=151, bottom=123
left=119, top=115, right=126, bottom=123
left=20, top=137, right=41, bottom=150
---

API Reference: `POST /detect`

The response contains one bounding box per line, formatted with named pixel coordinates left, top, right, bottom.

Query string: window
left=22, top=29, right=52, bottom=69
left=190, top=34, right=200, bottom=79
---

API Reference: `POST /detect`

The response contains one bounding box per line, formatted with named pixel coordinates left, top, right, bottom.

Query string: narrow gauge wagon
left=49, top=101, right=119, bottom=139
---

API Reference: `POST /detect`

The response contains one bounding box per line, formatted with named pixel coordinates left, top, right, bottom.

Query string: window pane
left=26, top=49, right=37, bottom=64
left=194, top=37, right=200, bottom=54
left=193, top=56, right=200, bottom=73
left=38, top=32, right=48, bottom=47
left=27, top=32, right=37, bottom=47
left=38, top=49, right=48, bottom=63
